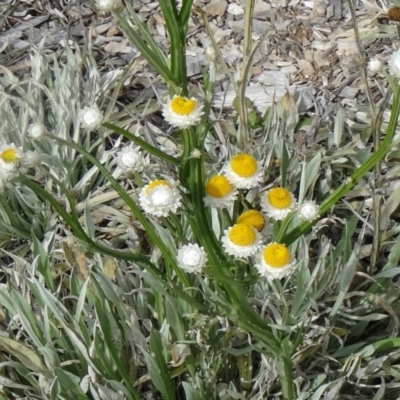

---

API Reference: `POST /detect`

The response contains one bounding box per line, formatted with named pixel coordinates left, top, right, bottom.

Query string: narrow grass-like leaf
left=54, top=368, right=87, bottom=400
left=182, top=382, right=202, bottom=400
left=0, top=336, right=45, bottom=372
left=95, top=303, right=140, bottom=400
left=148, top=328, right=176, bottom=400
left=103, top=122, right=180, bottom=166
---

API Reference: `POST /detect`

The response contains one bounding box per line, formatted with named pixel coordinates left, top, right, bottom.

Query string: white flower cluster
left=0, top=143, right=41, bottom=190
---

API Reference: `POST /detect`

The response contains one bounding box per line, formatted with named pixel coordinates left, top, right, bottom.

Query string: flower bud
left=368, top=58, right=383, bottom=74
left=28, top=123, right=46, bottom=139
left=80, top=105, right=103, bottom=130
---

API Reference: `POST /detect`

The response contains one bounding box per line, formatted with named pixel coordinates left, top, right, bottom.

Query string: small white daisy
left=162, top=95, right=204, bottom=129
left=224, top=153, right=263, bottom=189
left=139, top=179, right=181, bottom=217
left=80, top=105, right=103, bottom=130
left=297, top=200, right=320, bottom=221
left=28, top=123, right=46, bottom=139
left=236, top=209, right=266, bottom=232
left=177, top=243, right=207, bottom=273
left=0, top=144, right=22, bottom=173
left=389, top=49, right=400, bottom=78
left=255, top=243, right=296, bottom=280
left=221, top=223, right=261, bottom=258
left=260, top=187, right=296, bottom=220
left=116, top=147, right=145, bottom=173
left=204, top=175, right=238, bottom=208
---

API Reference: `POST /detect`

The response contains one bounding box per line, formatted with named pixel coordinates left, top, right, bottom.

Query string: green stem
left=115, top=6, right=177, bottom=87
left=281, top=86, right=400, bottom=245
left=276, top=356, right=296, bottom=400
left=158, top=0, right=188, bottom=92
left=45, top=134, right=189, bottom=287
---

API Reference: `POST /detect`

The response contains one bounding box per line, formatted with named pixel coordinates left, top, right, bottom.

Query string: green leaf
left=182, top=382, right=203, bottom=400
left=280, top=142, right=290, bottom=188
left=0, top=336, right=45, bottom=372
left=372, top=379, right=385, bottom=400
left=146, top=328, right=175, bottom=400
left=298, top=151, right=322, bottom=204
left=103, top=122, right=179, bottom=166
left=95, top=302, right=140, bottom=400
left=54, top=368, right=88, bottom=399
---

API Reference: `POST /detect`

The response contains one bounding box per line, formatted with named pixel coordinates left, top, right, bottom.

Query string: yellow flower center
left=146, top=180, right=172, bottom=195
left=205, top=175, right=233, bottom=198
left=237, top=210, right=265, bottom=232
left=267, top=188, right=292, bottom=209
left=230, top=154, right=257, bottom=177
left=228, top=224, right=257, bottom=246
left=1, top=148, right=20, bottom=164
left=170, top=96, right=197, bottom=115
left=263, top=243, right=290, bottom=268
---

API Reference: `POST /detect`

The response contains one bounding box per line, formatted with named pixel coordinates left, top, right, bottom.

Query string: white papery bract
left=28, top=123, right=46, bottom=139
left=80, top=105, right=103, bottom=130
left=139, top=179, right=182, bottom=217
left=177, top=244, right=207, bottom=273
left=368, top=58, right=383, bottom=74
left=116, top=147, right=145, bottom=173
left=297, top=200, right=319, bottom=221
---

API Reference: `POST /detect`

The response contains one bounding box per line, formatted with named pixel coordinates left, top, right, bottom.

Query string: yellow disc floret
left=170, top=96, right=197, bottom=116
left=146, top=180, right=172, bottom=194
left=263, top=243, right=290, bottom=268
left=267, top=188, right=292, bottom=209
left=230, top=154, right=257, bottom=177
left=205, top=175, right=233, bottom=198
left=237, top=210, right=265, bottom=232
left=228, top=224, right=257, bottom=246
left=1, top=148, right=20, bottom=164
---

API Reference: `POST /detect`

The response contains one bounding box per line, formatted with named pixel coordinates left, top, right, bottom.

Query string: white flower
left=28, top=123, right=46, bottom=139
left=297, top=200, right=319, bottom=221
left=260, top=187, right=296, bottom=220
left=116, top=147, right=144, bottom=173
left=368, top=58, right=383, bottom=74
left=80, top=105, right=103, bottom=130
left=204, top=175, right=238, bottom=208
left=389, top=49, right=400, bottom=78
left=0, top=144, right=22, bottom=173
left=95, top=0, right=122, bottom=12
left=139, top=179, right=181, bottom=217
left=255, top=243, right=296, bottom=280
left=221, top=223, right=261, bottom=258
left=177, top=244, right=207, bottom=273
left=224, top=153, right=263, bottom=189
left=162, top=95, right=204, bottom=129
